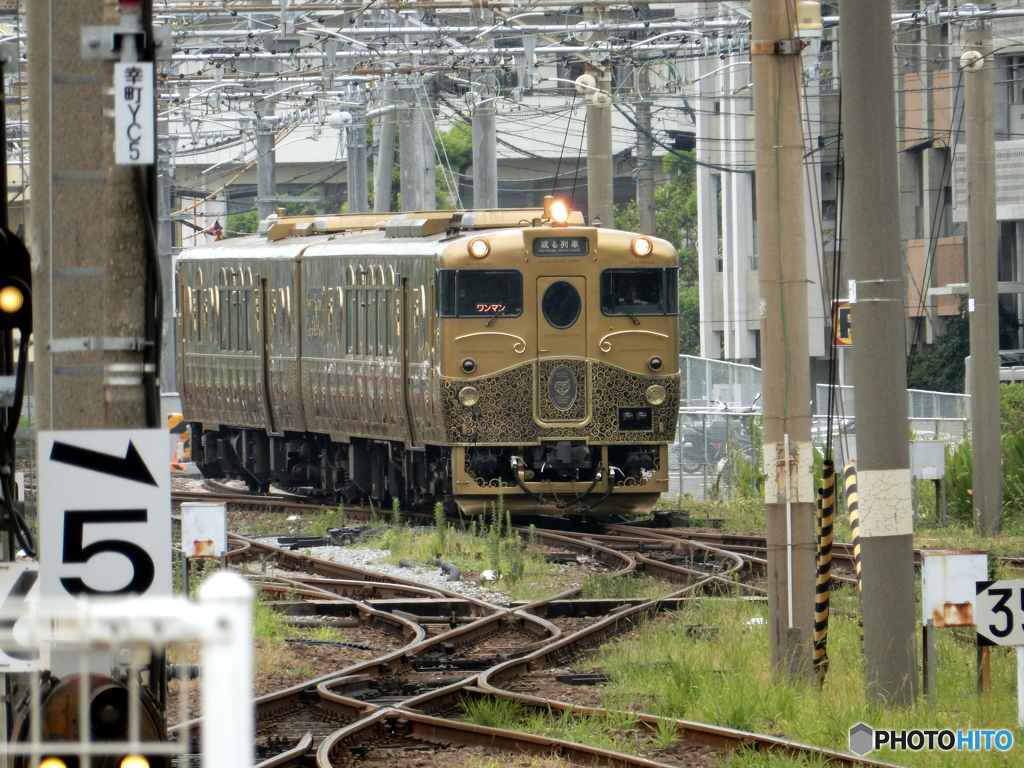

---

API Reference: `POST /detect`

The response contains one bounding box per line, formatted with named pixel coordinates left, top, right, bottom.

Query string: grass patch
left=580, top=574, right=679, bottom=601
left=588, top=587, right=1024, bottom=767
left=360, top=508, right=564, bottom=601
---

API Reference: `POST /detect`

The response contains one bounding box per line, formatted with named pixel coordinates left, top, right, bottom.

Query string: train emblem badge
left=548, top=366, right=577, bottom=411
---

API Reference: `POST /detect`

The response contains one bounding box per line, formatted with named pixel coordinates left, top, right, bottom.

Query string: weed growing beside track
left=589, top=589, right=1020, bottom=767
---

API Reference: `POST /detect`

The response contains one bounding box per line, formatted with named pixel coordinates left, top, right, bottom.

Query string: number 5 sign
left=38, top=430, right=171, bottom=603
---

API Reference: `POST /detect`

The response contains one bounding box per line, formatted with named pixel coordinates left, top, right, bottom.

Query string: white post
left=200, top=572, right=253, bottom=768
left=1017, top=646, right=1024, bottom=727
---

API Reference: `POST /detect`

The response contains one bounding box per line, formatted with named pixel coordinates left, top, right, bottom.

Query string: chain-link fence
left=668, top=357, right=971, bottom=500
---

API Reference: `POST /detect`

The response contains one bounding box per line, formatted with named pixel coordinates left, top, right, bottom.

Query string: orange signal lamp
left=0, top=284, right=24, bottom=314
left=468, top=238, right=490, bottom=259
left=631, top=236, right=653, bottom=257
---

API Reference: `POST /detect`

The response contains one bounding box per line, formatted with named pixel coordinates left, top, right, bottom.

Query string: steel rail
left=316, top=707, right=698, bottom=768
left=185, top=522, right=886, bottom=766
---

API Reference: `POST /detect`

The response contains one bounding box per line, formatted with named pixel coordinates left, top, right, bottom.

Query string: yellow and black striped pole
left=813, top=460, right=835, bottom=681
left=843, top=463, right=862, bottom=598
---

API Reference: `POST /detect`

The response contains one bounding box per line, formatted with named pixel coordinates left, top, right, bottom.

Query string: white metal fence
left=669, top=357, right=971, bottom=501
left=3, top=571, right=253, bottom=768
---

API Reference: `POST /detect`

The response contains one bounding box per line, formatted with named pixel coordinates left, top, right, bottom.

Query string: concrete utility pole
left=963, top=26, right=1002, bottom=535
left=374, top=86, right=397, bottom=213
left=472, top=78, right=498, bottom=209
left=584, top=4, right=613, bottom=227
left=398, top=83, right=436, bottom=211
left=28, top=0, right=156, bottom=432
left=636, top=62, right=656, bottom=235
left=256, top=103, right=277, bottom=221
left=158, top=127, right=175, bottom=395
left=346, top=113, right=369, bottom=213
left=840, top=2, right=918, bottom=706
left=750, top=0, right=816, bottom=679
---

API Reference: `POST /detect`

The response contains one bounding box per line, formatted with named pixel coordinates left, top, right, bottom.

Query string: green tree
left=907, top=304, right=969, bottom=393
left=435, top=121, right=473, bottom=209
left=907, top=298, right=1021, bottom=393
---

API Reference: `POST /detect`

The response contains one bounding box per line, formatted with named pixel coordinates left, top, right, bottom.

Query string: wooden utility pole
left=840, top=1, right=918, bottom=706
left=750, top=0, right=816, bottom=679
left=963, top=26, right=1002, bottom=535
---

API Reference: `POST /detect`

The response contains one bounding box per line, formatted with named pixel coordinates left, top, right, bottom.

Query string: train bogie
left=176, top=204, right=680, bottom=516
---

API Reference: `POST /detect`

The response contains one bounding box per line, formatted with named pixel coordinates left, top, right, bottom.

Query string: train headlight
left=544, top=195, right=570, bottom=226
left=459, top=386, right=480, bottom=407
left=39, top=759, right=67, bottom=768
left=468, top=238, right=490, bottom=259
left=646, top=385, right=667, bottom=405
left=631, top=236, right=653, bottom=257
left=461, top=359, right=476, bottom=373
left=648, top=356, right=663, bottom=371
left=121, top=757, right=151, bottom=768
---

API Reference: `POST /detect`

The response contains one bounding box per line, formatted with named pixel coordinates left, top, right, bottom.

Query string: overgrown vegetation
left=907, top=298, right=1020, bottom=393
left=465, top=590, right=1023, bottom=767
left=363, top=493, right=562, bottom=601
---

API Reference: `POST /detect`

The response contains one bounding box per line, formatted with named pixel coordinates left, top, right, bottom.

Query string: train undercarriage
left=190, top=425, right=666, bottom=516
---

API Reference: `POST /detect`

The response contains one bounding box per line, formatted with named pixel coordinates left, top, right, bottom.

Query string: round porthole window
left=541, top=281, right=581, bottom=329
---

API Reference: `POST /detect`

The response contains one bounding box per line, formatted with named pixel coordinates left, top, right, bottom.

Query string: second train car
left=176, top=198, right=680, bottom=515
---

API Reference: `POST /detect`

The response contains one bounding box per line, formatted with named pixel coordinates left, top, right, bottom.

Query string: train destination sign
left=533, top=236, right=590, bottom=256
left=38, top=429, right=172, bottom=603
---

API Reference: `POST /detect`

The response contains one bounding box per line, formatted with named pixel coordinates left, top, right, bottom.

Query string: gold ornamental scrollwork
left=455, top=332, right=527, bottom=354
left=598, top=330, right=669, bottom=353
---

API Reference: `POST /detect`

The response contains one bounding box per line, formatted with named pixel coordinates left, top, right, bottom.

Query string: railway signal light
left=10, top=673, right=170, bottom=768
left=0, top=225, right=32, bottom=332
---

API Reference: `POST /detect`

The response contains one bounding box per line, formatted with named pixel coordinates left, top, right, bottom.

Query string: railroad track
left=164, top=525, right=896, bottom=768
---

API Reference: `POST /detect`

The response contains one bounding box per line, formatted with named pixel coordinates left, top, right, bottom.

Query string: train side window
left=345, top=288, right=355, bottom=355
left=600, top=268, right=679, bottom=316
left=364, top=290, right=372, bottom=360
left=385, top=289, right=394, bottom=356
left=436, top=269, right=523, bottom=318
left=377, top=289, right=386, bottom=356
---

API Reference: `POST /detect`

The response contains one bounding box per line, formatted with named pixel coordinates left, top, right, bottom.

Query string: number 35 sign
left=38, top=430, right=171, bottom=603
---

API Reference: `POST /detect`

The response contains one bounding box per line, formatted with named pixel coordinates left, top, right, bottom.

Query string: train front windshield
left=437, top=269, right=523, bottom=318
left=600, top=268, right=679, bottom=316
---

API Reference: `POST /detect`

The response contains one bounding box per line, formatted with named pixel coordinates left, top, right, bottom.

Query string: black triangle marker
left=50, top=440, right=159, bottom=487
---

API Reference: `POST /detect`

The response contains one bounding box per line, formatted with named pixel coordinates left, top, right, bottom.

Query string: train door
left=260, top=277, right=279, bottom=434
left=399, top=277, right=421, bottom=447
left=536, top=276, right=586, bottom=358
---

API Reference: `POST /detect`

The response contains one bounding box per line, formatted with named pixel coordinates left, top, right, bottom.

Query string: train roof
left=261, top=207, right=586, bottom=242
left=178, top=206, right=589, bottom=258
left=177, top=205, right=678, bottom=264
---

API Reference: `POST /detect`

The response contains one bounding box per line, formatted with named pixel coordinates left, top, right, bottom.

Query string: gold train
left=176, top=198, right=680, bottom=516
